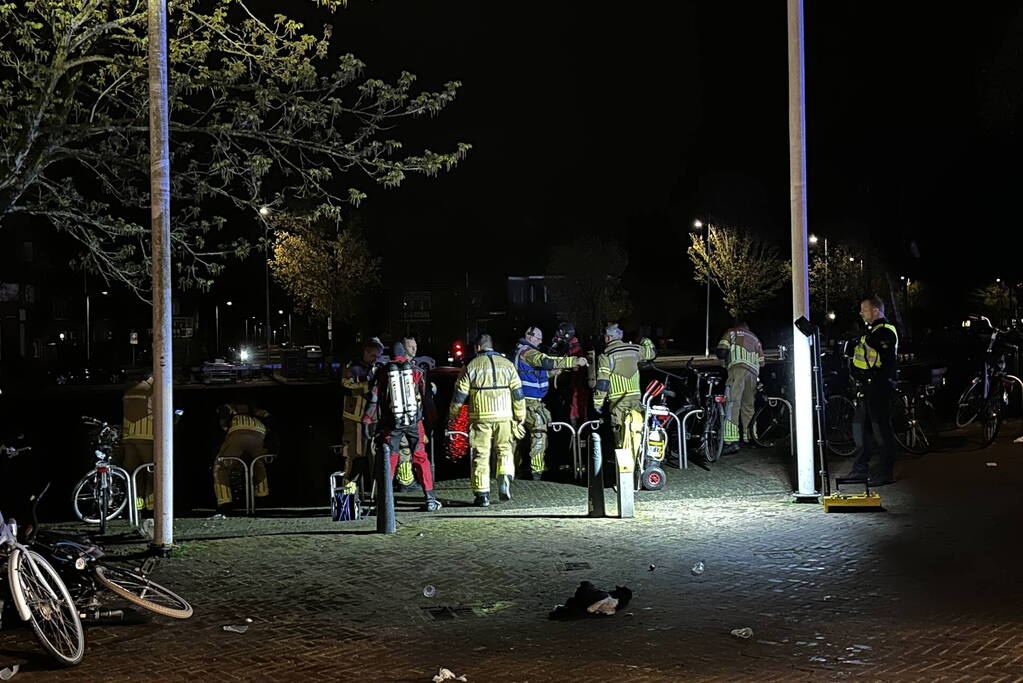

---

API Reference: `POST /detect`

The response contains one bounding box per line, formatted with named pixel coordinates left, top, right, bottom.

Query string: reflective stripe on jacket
left=716, top=328, right=765, bottom=374
left=593, top=338, right=656, bottom=408
left=852, top=323, right=899, bottom=370
left=450, top=351, right=526, bottom=423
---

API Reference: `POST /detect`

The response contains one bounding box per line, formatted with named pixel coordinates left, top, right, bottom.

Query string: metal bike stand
left=639, top=405, right=686, bottom=471
left=128, top=463, right=155, bottom=528
left=215, top=456, right=250, bottom=514
left=764, top=396, right=795, bottom=458
left=106, top=465, right=133, bottom=526
left=680, top=409, right=703, bottom=468
left=1007, top=375, right=1023, bottom=442
left=577, top=419, right=602, bottom=480
left=444, top=430, right=472, bottom=466
left=549, top=422, right=579, bottom=479
left=249, top=454, right=276, bottom=514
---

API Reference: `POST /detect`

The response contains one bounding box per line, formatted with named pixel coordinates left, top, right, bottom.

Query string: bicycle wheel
left=94, top=565, right=193, bottom=619
left=700, top=404, right=724, bottom=463
left=890, top=394, right=929, bottom=454
left=979, top=398, right=1001, bottom=448
left=99, top=473, right=110, bottom=535
left=751, top=401, right=790, bottom=449
left=72, top=471, right=128, bottom=524
left=8, top=549, right=85, bottom=666
left=825, top=396, right=857, bottom=456
left=955, top=379, right=984, bottom=428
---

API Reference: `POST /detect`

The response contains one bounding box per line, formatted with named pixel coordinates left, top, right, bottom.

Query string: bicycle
left=26, top=485, right=192, bottom=621
left=651, top=362, right=726, bottom=463
left=824, top=357, right=941, bottom=456
left=889, top=379, right=941, bottom=454
left=71, top=417, right=130, bottom=534
left=750, top=383, right=792, bottom=449
left=1, top=500, right=86, bottom=666
left=954, top=315, right=1022, bottom=447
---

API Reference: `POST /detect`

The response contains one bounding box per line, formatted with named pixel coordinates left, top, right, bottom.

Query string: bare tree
left=687, top=224, right=789, bottom=318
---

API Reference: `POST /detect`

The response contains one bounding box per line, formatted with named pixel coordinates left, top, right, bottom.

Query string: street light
left=692, top=219, right=711, bottom=356
left=214, top=300, right=232, bottom=358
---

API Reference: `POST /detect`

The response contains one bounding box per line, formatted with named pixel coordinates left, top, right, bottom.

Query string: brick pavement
left=3, top=420, right=1023, bottom=681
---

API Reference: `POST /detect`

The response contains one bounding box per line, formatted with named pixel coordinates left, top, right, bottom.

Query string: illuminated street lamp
left=215, top=300, right=232, bottom=357
left=692, top=219, right=711, bottom=356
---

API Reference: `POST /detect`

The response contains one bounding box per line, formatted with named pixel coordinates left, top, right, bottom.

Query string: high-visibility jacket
left=222, top=405, right=270, bottom=436
left=122, top=379, right=154, bottom=441
left=341, top=359, right=377, bottom=422
left=449, top=351, right=526, bottom=423
left=716, top=328, right=765, bottom=375
left=593, top=338, right=656, bottom=409
left=852, top=320, right=899, bottom=377
left=514, top=340, right=577, bottom=400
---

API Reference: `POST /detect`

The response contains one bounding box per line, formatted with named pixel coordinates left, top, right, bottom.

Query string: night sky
left=242, top=2, right=1023, bottom=323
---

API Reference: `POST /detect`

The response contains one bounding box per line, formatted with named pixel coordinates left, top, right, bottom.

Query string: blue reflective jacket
left=515, top=341, right=549, bottom=400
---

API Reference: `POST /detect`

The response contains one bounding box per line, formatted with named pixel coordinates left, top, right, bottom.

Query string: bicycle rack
left=444, top=430, right=474, bottom=474
left=764, top=396, right=795, bottom=458
left=127, top=463, right=154, bottom=528
left=639, top=406, right=686, bottom=471
left=549, top=422, right=580, bottom=479
left=329, top=443, right=376, bottom=511
left=680, top=409, right=703, bottom=468
left=215, top=454, right=275, bottom=515
left=1007, top=376, right=1023, bottom=442
left=577, top=419, right=602, bottom=478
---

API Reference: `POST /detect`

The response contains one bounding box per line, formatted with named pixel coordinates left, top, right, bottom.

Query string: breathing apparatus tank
left=386, top=361, right=419, bottom=427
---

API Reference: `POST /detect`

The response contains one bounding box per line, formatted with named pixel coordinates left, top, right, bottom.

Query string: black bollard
left=587, top=432, right=606, bottom=517
left=376, top=443, right=396, bottom=534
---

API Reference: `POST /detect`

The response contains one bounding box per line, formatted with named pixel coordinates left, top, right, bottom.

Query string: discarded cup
left=691, top=561, right=705, bottom=576
left=648, top=564, right=656, bottom=571
left=0, top=665, right=19, bottom=681
left=432, top=668, right=468, bottom=683
left=731, top=627, right=754, bottom=639
left=245, top=617, right=254, bottom=624
left=423, top=585, right=436, bottom=598
left=223, top=624, right=249, bottom=634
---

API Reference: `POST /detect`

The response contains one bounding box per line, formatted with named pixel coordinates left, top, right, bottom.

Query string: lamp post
left=693, top=219, right=711, bottom=357
left=215, top=300, right=232, bottom=358
left=260, top=206, right=272, bottom=365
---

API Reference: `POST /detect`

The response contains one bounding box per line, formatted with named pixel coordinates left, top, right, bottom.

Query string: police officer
left=363, top=342, right=441, bottom=511
left=845, top=296, right=899, bottom=486
left=593, top=324, right=656, bottom=448
left=717, top=320, right=765, bottom=454
left=339, top=338, right=384, bottom=492
left=213, top=402, right=274, bottom=514
left=121, top=374, right=154, bottom=512
left=448, top=334, right=526, bottom=506
left=513, top=326, right=587, bottom=480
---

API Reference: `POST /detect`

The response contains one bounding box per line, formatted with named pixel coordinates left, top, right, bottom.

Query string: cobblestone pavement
left=3, top=420, right=1023, bottom=681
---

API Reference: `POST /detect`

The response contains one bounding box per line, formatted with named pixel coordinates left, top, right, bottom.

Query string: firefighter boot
left=424, top=491, right=443, bottom=512
left=498, top=474, right=512, bottom=502
left=474, top=492, right=491, bottom=507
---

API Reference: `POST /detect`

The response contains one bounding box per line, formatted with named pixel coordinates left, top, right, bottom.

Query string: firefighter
left=593, top=324, right=656, bottom=448
left=717, top=320, right=766, bottom=455
left=121, top=374, right=154, bottom=512
left=514, top=326, right=587, bottom=480
left=340, top=338, right=384, bottom=492
left=845, top=296, right=899, bottom=486
left=213, top=402, right=274, bottom=514
left=363, top=342, right=441, bottom=511
left=448, top=334, right=526, bottom=506
left=551, top=323, right=590, bottom=429
left=395, top=336, right=438, bottom=492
